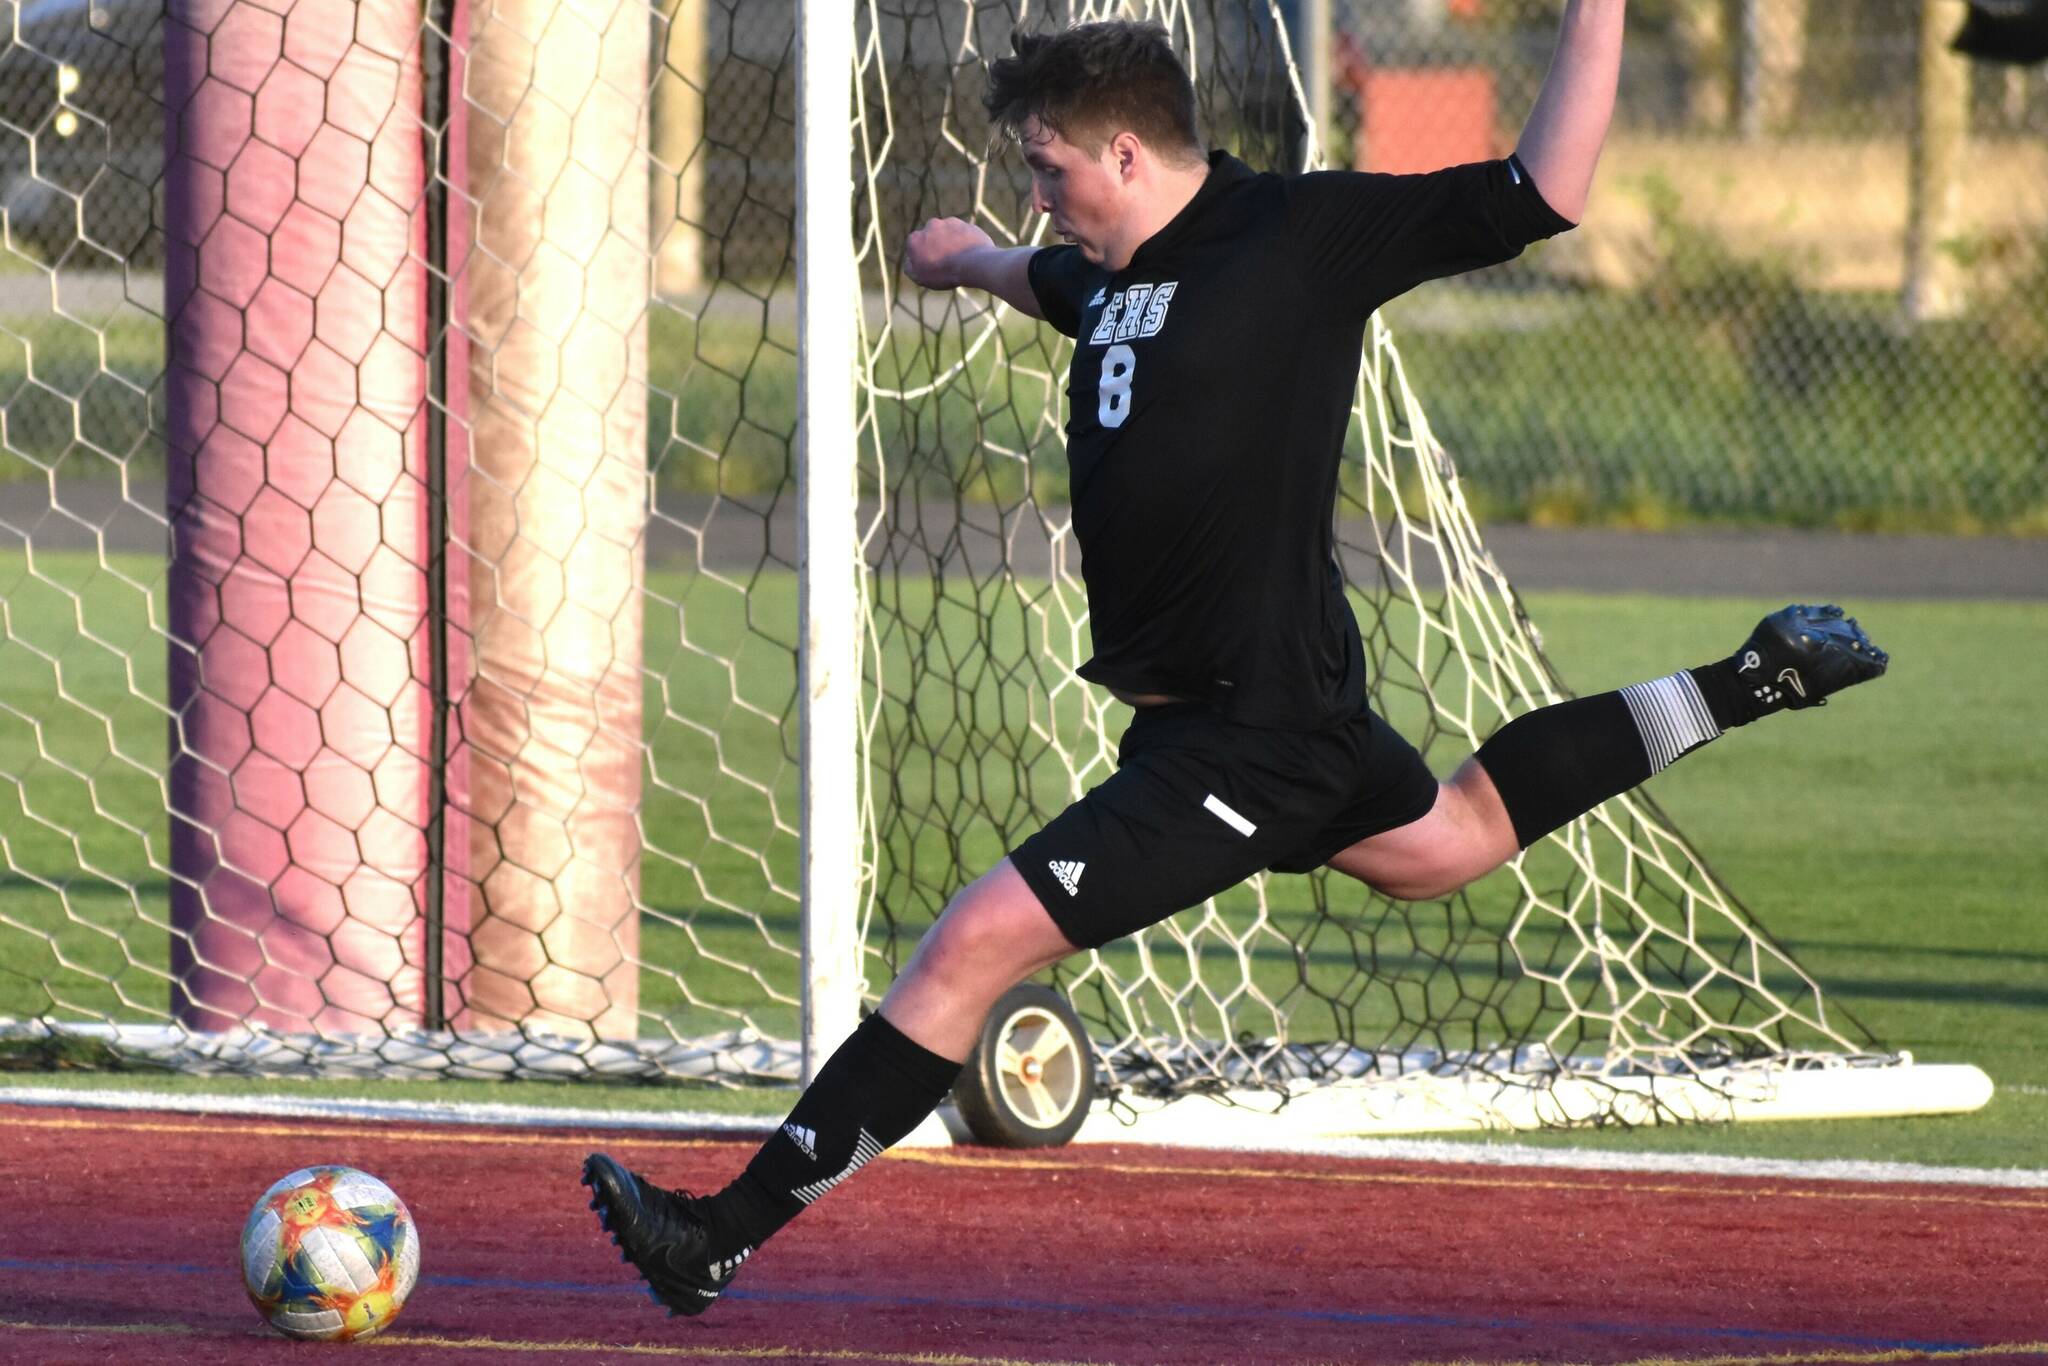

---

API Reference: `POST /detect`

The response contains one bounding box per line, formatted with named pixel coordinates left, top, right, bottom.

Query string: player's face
left=1019, top=119, right=1125, bottom=265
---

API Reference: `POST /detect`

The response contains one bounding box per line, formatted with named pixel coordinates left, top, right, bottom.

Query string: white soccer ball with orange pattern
left=240, top=1165, right=421, bottom=1341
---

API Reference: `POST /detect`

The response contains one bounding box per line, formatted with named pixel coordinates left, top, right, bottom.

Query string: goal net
left=0, top=0, right=1985, bottom=1131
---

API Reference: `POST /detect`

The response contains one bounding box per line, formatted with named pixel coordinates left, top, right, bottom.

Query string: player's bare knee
left=906, top=887, right=1062, bottom=998
left=900, top=906, right=989, bottom=992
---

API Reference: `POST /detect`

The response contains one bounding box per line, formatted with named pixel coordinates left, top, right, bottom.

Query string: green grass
left=1531, top=595, right=2048, bottom=1086
left=0, top=550, right=818, bottom=1042
left=1, top=552, right=2043, bottom=1167
left=1416, top=595, right=2048, bottom=1169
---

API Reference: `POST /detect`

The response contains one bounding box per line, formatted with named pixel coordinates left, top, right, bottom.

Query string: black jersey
left=1028, top=150, right=1572, bottom=730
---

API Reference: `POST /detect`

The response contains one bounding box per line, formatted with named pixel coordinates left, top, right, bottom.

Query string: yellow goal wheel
left=951, top=984, right=1095, bottom=1147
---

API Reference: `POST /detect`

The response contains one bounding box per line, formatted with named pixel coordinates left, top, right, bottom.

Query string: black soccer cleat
left=581, top=1152, right=746, bottom=1317
left=1734, top=604, right=1889, bottom=714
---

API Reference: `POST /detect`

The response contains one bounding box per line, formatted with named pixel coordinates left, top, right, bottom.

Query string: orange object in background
left=1354, top=67, right=1498, bottom=174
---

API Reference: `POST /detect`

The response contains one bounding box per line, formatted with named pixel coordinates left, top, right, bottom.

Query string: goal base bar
left=4, top=1024, right=1990, bottom=1147
left=1016, top=1061, right=1995, bottom=1146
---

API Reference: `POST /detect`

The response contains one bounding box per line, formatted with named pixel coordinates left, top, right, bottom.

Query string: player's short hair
left=984, top=21, right=1205, bottom=164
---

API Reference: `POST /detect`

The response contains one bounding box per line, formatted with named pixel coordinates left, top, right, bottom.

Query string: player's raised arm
left=1513, top=0, right=1625, bottom=224
left=904, top=217, right=1044, bottom=318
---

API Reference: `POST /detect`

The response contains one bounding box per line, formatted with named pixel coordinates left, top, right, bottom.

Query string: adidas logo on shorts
left=1049, top=859, right=1086, bottom=896
left=782, top=1122, right=818, bottom=1160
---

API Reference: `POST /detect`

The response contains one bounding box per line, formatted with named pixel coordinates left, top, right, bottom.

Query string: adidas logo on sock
left=1049, top=859, right=1085, bottom=896
left=782, top=1122, right=817, bottom=1160
left=706, top=1247, right=753, bottom=1281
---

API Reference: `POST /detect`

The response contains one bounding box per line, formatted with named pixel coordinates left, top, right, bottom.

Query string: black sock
left=1687, top=655, right=1771, bottom=728
left=700, top=1011, right=962, bottom=1261
left=1477, top=668, right=1731, bottom=849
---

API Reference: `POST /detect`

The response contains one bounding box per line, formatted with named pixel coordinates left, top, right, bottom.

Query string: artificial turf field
left=3, top=1102, right=2047, bottom=1362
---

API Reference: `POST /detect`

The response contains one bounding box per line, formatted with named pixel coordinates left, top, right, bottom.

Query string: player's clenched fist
left=904, top=216, right=994, bottom=289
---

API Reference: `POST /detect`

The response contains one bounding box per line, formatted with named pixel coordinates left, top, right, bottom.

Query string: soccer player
left=584, top=4, right=1887, bottom=1315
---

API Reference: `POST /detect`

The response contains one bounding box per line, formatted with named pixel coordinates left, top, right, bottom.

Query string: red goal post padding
left=164, top=0, right=646, bottom=1043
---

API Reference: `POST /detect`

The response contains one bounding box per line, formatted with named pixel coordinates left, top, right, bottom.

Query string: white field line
left=5, top=1085, right=2047, bottom=1190
left=0, top=1086, right=776, bottom=1134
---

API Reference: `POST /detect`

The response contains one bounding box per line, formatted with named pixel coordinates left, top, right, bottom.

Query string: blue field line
left=0, top=1255, right=1983, bottom=1354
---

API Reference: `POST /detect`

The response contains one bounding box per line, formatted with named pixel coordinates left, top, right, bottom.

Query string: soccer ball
left=240, top=1166, right=421, bottom=1342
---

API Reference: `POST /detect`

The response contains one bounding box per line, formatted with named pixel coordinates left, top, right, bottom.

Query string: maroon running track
left=2, top=1104, right=2044, bottom=1365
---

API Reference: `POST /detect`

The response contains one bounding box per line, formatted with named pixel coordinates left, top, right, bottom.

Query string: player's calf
left=1475, top=603, right=1889, bottom=850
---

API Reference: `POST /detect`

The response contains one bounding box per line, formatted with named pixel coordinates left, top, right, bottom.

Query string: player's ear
left=1109, top=130, right=1141, bottom=182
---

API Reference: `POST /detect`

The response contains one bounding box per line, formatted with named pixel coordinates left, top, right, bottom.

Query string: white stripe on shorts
left=1618, top=671, right=1721, bottom=773
left=1203, top=793, right=1257, bottom=837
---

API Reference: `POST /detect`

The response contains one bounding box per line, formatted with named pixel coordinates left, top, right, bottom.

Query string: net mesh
left=851, top=1, right=1879, bottom=1112
left=0, top=0, right=1882, bottom=1117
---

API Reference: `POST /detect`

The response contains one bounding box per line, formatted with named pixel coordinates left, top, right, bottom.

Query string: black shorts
left=1010, top=702, right=1440, bottom=950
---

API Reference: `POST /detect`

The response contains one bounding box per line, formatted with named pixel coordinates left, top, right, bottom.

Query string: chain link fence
left=1319, top=0, right=2048, bottom=529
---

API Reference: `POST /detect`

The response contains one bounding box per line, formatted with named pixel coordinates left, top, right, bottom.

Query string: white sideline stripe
left=1203, top=792, right=1257, bottom=837
left=4, top=1086, right=2044, bottom=1190
left=0, top=1086, right=777, bottom=1134
left=1131, top=1131, right=2048, bottom=1190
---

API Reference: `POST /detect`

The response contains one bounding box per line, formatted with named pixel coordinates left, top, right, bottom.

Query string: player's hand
left=904, top=217, right=994, bottom=290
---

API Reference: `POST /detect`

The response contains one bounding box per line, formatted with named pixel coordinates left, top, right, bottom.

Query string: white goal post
left=795, top=0, right=866, bottom=1085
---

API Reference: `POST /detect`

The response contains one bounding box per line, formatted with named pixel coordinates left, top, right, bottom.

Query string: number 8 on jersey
left=1098, top=343, right=1135, bottom=428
